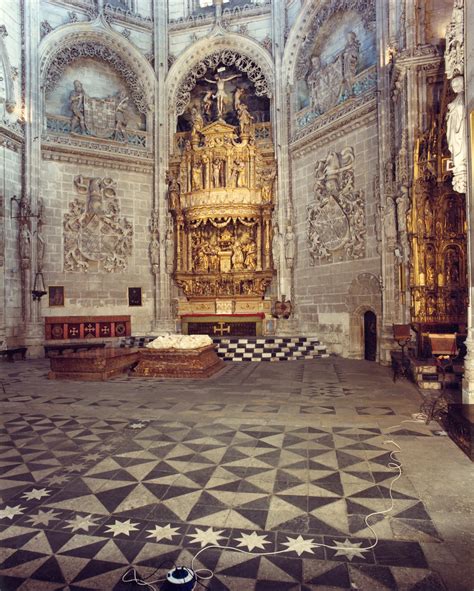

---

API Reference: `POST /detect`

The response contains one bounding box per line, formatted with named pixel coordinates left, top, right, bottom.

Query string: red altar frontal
left=181, top=313, right=265, bottom=337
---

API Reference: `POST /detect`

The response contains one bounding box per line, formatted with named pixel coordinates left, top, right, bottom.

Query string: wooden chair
left=428, top=333, right=458, bottom=391
left=391, top=324, right=411, bottom=382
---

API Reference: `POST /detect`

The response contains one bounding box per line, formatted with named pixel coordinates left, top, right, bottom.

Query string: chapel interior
left=0, top=0, right=473, bottom=590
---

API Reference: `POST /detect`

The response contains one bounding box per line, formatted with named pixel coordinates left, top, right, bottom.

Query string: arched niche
left=346, top=273, right=382, bottom=359
left=166, top=34, right=274, bottom=145
left=39, top=17, right=156, bottom=134
left=282, top=0, right=376, bottom=136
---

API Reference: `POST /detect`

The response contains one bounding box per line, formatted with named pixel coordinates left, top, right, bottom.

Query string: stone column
left=271, top=2, right=296, bottom=334
left=460, top=0, right=473, bottom=406
left=152, top=0, right=174, bottom=333
left=22, top=0, right=43, bottom=354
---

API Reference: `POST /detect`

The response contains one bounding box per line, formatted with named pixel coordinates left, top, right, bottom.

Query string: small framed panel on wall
left=48, top=286, right=64, bottom=307
left=128, top=287, right=142, bottom=307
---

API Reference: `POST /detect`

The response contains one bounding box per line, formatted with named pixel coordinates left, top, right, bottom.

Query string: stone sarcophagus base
left=133, top=345, right=224, bottom=378
left=48, top=348, right=140, bottom=381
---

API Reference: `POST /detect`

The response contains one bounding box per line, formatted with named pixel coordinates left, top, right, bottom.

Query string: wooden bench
left=44, top=342, right=106, bottom=358
left=0, top=347, right=28, bottom=362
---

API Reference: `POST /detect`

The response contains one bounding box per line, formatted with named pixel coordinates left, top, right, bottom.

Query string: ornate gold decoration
left=168, top=93, right=276, bottom=306
left=409, top=79, right=467, bottom=324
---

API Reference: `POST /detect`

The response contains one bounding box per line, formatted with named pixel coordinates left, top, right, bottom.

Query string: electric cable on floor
left=122, top=420, right=425, bottom=591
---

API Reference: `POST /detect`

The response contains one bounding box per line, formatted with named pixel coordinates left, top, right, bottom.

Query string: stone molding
left=39, top=16, right=156, bottom=115
left=169, top=2, right=271, bottom=32
left=167, top=33, right=274, bottom=119
left=290, top=97, right=376, bottom=157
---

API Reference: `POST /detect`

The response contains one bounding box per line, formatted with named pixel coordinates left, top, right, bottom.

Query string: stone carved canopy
left=307, top=147, right=366, bottom=264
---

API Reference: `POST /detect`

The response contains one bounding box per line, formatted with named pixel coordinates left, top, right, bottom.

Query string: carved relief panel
left=307, top=147, right=365, bottom=264
left=64, top=176, right=133, bottom=272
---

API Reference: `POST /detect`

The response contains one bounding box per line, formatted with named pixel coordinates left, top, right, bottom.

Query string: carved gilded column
left=256, top=219, right=262, bottom=272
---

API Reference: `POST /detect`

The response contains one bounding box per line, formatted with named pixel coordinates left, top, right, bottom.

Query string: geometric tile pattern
left=119, top=335, right=329, bottom=362
left=0, top=357, right=449, bottom=590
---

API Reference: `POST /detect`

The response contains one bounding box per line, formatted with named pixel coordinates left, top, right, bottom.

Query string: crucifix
left=204, top=72, right=241, bottom=119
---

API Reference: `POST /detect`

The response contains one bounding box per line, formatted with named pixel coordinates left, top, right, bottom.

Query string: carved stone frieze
left=63, top=176, right=133, bottom=272
left=307, top=147, right=365, bottom=264
left=445, top=0, right=464, bottom=80
left=149, top=209, right=160, bottom=275
left=44, top=41, right=150, bottom=114
left=40, top=21, right=54, bottom=39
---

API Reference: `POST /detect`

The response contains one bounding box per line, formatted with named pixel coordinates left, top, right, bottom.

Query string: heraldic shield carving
left=64, top=176, right=133, bottom=272
left=307, top=147, right=365, bottom=264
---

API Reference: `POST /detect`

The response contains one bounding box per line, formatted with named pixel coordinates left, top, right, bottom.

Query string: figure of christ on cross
left=204, top=72, right=241, bottom=119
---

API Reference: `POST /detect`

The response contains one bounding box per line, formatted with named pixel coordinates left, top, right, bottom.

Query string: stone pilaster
left=22, top=0, right=43, bottom=353
left=152, top=0, right=174, bottom=333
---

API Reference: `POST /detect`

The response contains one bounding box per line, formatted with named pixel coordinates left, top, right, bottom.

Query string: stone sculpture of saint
left=204, top=72, right=241, bottom=119
left=307, top=56, right=322, bottom=111
left=284, top=224, right=296, bottom=269
left=114, top=92, right=129, bottom=141
left=446, top=76, right=467, bottom=193
left=165, top=226, right=174, bottom=274
left=69, top=80, right=86, bottom=134
left=203, top=90, right=213, bottom=119
left=190, top=106, right=204, bottom=135
left=149, top=234, right=159, bottom=275
left=232, top=160, right=245, bottom=188
left=237, top=103, right=254, bottom=135
left=19, top=224, right=32, bottom=270
left=212, top=159, right=222, bottom=188
left=339, top=32, right=360, bottom=99
left=167, top=177, right=181, bottom=212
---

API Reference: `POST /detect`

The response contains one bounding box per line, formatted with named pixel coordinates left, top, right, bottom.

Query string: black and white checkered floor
left=0, top=358, right=472, bottom=590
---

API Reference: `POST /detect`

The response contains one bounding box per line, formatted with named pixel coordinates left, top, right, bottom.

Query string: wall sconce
left=32, top=272, right=47, bottom=301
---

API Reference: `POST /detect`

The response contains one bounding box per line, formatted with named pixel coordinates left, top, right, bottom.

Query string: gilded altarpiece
left=168, top=109, right=275, bottom=318
left=409, top=83, right=467, bottom=327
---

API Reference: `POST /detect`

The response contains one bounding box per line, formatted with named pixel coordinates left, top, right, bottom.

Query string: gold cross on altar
left=213, top=322, right=231, bottom=336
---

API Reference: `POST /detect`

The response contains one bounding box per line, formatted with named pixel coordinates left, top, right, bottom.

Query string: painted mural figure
left=204, top=72, right=241, bottom=119
left=69, top=80, right=86, bottom=134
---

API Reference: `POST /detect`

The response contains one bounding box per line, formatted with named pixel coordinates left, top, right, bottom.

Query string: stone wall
left=40, top=161, right=154, bottom=334
left=290, top=115, right=381, bottom=357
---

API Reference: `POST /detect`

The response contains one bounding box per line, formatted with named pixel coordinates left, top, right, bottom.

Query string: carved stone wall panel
left=63, top=175, right=133, bottom=272
left=307, top=147, right=366, bottom=265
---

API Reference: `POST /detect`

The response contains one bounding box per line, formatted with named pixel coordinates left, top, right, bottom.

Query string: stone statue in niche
left=445, top=195, right=458, bottom=234
left=237, top=102, right=254, bottom=135
left=114, top=92, right=129, bottom=141
left=204, top=72, right=241, bottom=119
left=307, top=56, right=323, bottom=112
left=19, top=223, right=32, bottom=270
left=69, top=80, right=86, bottom=134
left=36, top=197, right=45, bottom=272
left=165, top=224, right=174, bottom=274
left=272, top=223, right=282, bottom=266
left=425, top=246, right=435, bottom=288
left=339, top=31, right=360, bottom=99
left=424, top=198, right=433, bottom=236
left=149, top=210, right=160, bottom=275
left=284, top=224, right=296, bottom=269
left=307, top=147, right=365, bottom=264
left=190, top=106, right=204, bottom=135
left=192, top=161, right=203, bottom=190
left=446, top=76, right=467, bottom=193
left=212, top=159, right=224, bottom=188
left=63, top=176, right=133, bottom=272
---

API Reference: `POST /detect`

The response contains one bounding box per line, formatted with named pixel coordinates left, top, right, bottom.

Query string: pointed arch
left=0, top=26, right=17, bottom=114
left=166, top=32, right=274, bottom=138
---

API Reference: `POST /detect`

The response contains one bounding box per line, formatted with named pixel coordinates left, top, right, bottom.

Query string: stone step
left=119, top=335, right=328, bottom=362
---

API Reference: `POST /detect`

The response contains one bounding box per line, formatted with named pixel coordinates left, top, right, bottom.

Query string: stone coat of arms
left=307, top=147, right=365, bottom=264
left=83, top=96, right=117, bottom=138
left=64, top=176, right=133, bottom=272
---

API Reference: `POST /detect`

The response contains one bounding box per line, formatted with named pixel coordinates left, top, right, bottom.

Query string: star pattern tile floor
left=0, top=357, right=472, bottom=590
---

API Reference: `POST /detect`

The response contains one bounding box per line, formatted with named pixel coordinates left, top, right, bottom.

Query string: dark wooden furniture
left=44, top=342, right=106, bottom=357
left=45, top=315, right=131, bottom=340
left=392, top=324, right=412, bottom=381
left=181, top=314, right=265, bottom=336
left=0, top=347, right=27, bottom=362
left=48, top=348, right=140, bottom=381
left=391, top=350, right=411, bottom=383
